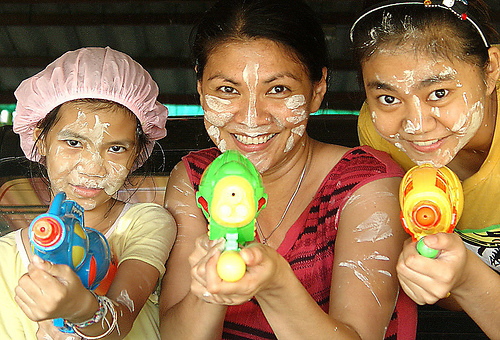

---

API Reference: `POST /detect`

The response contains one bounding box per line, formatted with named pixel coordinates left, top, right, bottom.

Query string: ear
left=33, top=127, right=47, bottom=156
left=485, top=46, right=500, bottom=95
left=310, top=67, right=328, bottom=114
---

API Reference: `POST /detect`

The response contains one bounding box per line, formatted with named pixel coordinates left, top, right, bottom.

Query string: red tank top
left=184, top=146, right=417, bottom=339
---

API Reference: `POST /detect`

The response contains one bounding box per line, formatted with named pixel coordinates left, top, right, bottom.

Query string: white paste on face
left=403, top=95, right=422, bottom=134
left=204, top=95, right=235, bottom=127
left=218, top=139, right=227, bottom=153
left=285, top=94, right=308, bottom=125
left=47, top=108, right=134, bottom=210
left=354, top=211, right=393, bottom=243
left=242, top=63, right=259, bottom=128
left=283, top=124, right=306, bottom=153
left=206, top=125, right=221, bottom=145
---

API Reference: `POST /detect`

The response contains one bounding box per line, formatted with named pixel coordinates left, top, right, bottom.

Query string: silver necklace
left=256, top=159, right=308, bottom=245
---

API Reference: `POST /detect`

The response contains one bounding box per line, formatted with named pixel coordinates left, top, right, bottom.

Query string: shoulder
left=183, top=147, right=221, bottom=169
left=182, top=147, right=221, bottom=190
left=117, top=203, right=175, bottom=235
left=338, top=146, right=404, bottom=177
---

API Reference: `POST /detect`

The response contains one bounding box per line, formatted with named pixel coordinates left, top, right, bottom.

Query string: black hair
left=191, top=0, right=329, bottom=84
left=351, top=0, right=499, bottom=72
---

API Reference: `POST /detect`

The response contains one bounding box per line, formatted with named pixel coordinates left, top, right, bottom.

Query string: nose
left=234, top=96, right=270, bottom=128
left=76, top=148, right=106, bottom=177
left=402, top=97, right=436, bottom=134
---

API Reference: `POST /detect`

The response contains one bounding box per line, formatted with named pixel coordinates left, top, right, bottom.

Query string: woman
left=160, top=0, right=415, bottom=339
left=351, top=0, right=500, bottom=337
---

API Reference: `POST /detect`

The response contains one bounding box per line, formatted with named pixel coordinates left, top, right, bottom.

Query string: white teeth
left=234, top=133, right=276, bottom=145
left=413, top=139, right=438, bottom=146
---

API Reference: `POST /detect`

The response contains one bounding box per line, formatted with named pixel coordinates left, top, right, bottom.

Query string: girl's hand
left=15, top=255, right=91, bottom=322
left=397, top=232, right=468, bottom=305
left=36, top=320, right=82, bottom=340
left=190, top=235, right=286, bottom=305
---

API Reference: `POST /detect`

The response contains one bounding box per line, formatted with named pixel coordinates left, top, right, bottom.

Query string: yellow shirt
left=0, top=202, right=176, bottom=339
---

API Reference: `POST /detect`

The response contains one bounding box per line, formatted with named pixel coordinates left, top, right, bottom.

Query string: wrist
left=451, top=249, right=479, bottom=297
left=67, top=290, right=100, bottom=324
left=256, top=256, right=294, bottom=300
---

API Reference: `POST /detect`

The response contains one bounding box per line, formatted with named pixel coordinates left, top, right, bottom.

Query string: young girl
left=0, top=47, right=176, bottom=339
left=160, top=0, right=416, bottom=339
left=351, top=0, right=500, bottom=336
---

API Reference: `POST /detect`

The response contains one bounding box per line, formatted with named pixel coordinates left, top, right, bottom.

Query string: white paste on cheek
left=354, top=211, right=393, bottom=243
left=242, top=63, right=259, bottom=128
left=218, top=139, right=227, bottom=153
left=285, top=95, right=308, bottom=125
left=283, top=124, right=306, bottom=153
left=206, top=125, right=221, bottom=145
left=204, top=95, right=235, bottom=127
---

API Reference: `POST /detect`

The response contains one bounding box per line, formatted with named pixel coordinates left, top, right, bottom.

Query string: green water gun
left=196, top=150, right=267, bottom=282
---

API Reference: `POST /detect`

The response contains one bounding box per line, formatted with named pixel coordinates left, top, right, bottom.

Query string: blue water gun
left=29, top=191, right=115, bottom=332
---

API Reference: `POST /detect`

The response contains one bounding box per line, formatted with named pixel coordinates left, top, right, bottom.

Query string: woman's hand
left=397, top=232, right=468, bottom=305
left=190, top=234, right=287, bottom=306
left=15, top=255, right=92, bottom=322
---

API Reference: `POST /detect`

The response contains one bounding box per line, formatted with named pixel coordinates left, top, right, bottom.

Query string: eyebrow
left=58, top=129, right=86, bottom=140
left=366, top=73, right=457, bottom=92
left=206, top=71, right=301, bottom=84
left=58, top=129, right=135, bottom=147
left=264, top=73, right=302, bottom=84
left=206, top=74, right=240, bottom=85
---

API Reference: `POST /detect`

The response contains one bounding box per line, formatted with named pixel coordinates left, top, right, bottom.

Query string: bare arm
left=256, top=177, right=406, bottom=339
left=159, top=162, right=227, bottom=339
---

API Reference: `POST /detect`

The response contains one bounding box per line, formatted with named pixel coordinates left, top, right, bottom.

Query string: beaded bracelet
left=63, top=291, right=105, bottom=329
left=64, top=292, right=118, bottom=340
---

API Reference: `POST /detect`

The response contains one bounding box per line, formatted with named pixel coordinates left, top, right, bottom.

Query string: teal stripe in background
left=163, top=105, right=358, bottom=117
left=1, top=104, right=358, bottom=125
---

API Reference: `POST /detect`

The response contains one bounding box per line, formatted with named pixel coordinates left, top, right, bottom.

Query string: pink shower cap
left=13, top=46, right=168, bottom=167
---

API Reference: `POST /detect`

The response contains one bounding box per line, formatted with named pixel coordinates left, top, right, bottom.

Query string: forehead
left=204, top=39, right=307, bottom=78
left=52, top=101, right=137, bottom=139
left=56, top=101, right=133, bottom=125
left=363, top=47, right=478, bottom=83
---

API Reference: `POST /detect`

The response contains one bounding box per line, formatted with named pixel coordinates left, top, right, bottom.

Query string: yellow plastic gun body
left=399, top=164, right=464, bottom=257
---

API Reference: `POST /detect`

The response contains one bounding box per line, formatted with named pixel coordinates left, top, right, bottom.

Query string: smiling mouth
left=234, top=133, right=276, bottom=145
left=411, top=139, right=440, bottom=147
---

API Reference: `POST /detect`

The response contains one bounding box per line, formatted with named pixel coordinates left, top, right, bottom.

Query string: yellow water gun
left=399, top=164, right=464, bottom=258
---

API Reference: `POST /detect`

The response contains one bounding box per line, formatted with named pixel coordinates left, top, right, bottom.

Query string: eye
left=268, top=85, right=287, bottom=95
left=377, top=95, right=401, bottom=106
left=428, top=89, right=449, bottom=101
left=108, top=145, right=126, bottom=153
left=65, top=140, right=81, bottom=148
left=218, top=86, right=238, bottom=94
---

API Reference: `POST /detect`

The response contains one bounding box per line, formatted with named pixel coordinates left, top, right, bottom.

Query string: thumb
left=421, top=232, right=457, bottom=251
left=239, top=244, right=264, bottom=266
